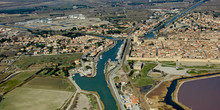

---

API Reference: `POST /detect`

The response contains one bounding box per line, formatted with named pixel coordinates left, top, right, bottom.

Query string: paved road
left=107, top=38, right=131, bottom=110
left=67, top=76, right=103, bottom=110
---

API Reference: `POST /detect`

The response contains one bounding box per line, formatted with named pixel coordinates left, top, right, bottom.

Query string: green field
left=54, top=69, right=66, bottom=76
left=160, top=61, right=176, bottom=67
left=131, top=62, right=157, bottom=87
left=140, top=63, right=157, bottom=75
left=132, top=76, right=153, bottom=87
left=86, top=94, right=98, bottom=110
left=122, top=63, right=129, bottom=73
left=0, top=72, right=12, bottom=81
left=0, top=87, right=73, bottom=110
left=187, top=69, right=209, bottom=74
left=23, top=77, right=75, bottom=92
left=0, top=70, right=38, bottom=94
left=0, top=65, right=7, bottom=73
left=38, top=68, right=68, bottom=77
left=183, top=64, right=217, bottom=69
left=14, top=53, right=82, bottom=70
left=0, top=77, right=75, bottom=110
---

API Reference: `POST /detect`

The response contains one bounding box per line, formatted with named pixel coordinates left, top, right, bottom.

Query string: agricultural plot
left=0, top=87, right=73, bottom=110
left=23, top=77, right=75, bottom=92
left=38, top=68, right=68, bottom=77
left=0, top=77, right=75, bottom=110
left=0, top=70, right=38, bottom=94
left=0, top=72, right=11, bottom=81
left=0, top=65, right=7, bottom=72
left=14, top=53, right=82, bottom=70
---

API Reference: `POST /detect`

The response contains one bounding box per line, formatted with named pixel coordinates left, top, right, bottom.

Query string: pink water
left=178, top=76, right=220, bottom=110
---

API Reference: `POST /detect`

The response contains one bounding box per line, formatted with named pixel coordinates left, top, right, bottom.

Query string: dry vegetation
left=196, top=0, right=220, bottom=12
left=0, top=77, right=75, bottom=110
left=147, top=81, right=175, bottom=110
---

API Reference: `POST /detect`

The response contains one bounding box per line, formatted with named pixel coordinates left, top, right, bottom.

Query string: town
left=0, top=0, right=220, bottom=110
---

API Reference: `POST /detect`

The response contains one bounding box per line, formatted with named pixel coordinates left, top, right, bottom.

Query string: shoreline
left=85, top=91, right=105, bottom=110
left=171, top=73, right=220, bottom=110
left=104, top=40, right=126, bottom=110
left=104, top=59, right=121, bottom=110
left=87, top=40, right=117, bottom=78
left=67, top=76, right=105, bottom=110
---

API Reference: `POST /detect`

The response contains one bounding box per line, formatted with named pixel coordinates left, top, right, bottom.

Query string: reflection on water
left=178, top=76, right=220, bottom=110
left=73, top=40, right=123, bottom=110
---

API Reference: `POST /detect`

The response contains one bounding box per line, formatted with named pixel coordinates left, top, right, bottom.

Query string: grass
left=87, top=94, right=98, bottom=109
left=187, top=69, right=209, bottom=74
left=160, top=61, right=176, bottom=67
left=183, top=65, right=216, bottom=69
left=38, top=69, right=49, bottom=75
left=132, top=76, right=153, bottom=87
left=131, top=62, right=156, bottom=87
left=23, top=77, right=75, bottom=92
left=0, top=70, right=38, bottom=93
left=14, top=53, right=82, bottom=70
left=122, top=63, right=129, bottom=73
left=0, top=72, right=12, bottom=81
left=0, top=77, right=76, bottom=110
left=47, top=69, right=55, bottom=75
left=0, top=65, right=7, bottom=72
left=140, top=63, right=157, bottom=75
left=55, top=69, right=65, bottom=76
left=114, top=76, right=120, bottom=83
left=0, top=87, right=73, bottom=110
left=39, top=68, right=67, bottom=77
left=176, top=67, right=184, bottom=70
left=0, top=97, right=7, bottom=110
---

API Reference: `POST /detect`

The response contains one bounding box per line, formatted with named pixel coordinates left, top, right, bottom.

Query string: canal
left=145, top=0, right=207, bottom=38
left=73, top=40, right=123, bottom=110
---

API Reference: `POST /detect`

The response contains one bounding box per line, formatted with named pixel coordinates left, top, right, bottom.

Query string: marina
left=73, top=40, right=123, bottom=110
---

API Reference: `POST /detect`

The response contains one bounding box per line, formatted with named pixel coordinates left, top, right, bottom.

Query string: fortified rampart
left=126, top=55, right=220, bottom=64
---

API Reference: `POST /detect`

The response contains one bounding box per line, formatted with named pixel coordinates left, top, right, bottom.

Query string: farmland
left=0, top=70, right=39, bottom=94
left=23, top=77, right=75, bottom=92
left=14, top=53, right=82, bottom=70
left=0, top=77, right=75, bottom=110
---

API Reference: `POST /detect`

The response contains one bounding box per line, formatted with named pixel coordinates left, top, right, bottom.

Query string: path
left=67, top=76, right=103, bottom=110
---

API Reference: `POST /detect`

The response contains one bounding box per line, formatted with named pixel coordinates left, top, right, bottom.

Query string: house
left=74, top=59, right=80, bottom=65
left=130, top=95, right=139, bottom=105
left=125, top=103, right=132, bottom=109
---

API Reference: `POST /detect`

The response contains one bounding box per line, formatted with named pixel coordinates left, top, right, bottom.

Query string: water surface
left=73, top=40, right=123, bottom=110
left=144, top=0, right=207, bottom=38
left=178, top=76, right=220, bottom=110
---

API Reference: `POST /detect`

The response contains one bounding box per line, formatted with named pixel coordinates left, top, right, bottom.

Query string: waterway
left=164, top=73, right=220, bottom=110
left=178, top=76, right=220, bottom=110
left=73, top=40, right=123, bottom=110
left=144, top=0, right=207, bottom=38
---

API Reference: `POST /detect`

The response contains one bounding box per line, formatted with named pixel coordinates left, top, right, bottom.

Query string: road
left=106, top=20, right=144, bottom=110
left=67, top=76, right=103, bottom=110
left=106, top=38, right=131, bottom=110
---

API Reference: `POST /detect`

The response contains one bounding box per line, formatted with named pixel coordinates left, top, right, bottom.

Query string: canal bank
left=73, top=40, right=123, bottom=110
left=144, top=0, right=207, bottom=38
left=164, top=72, right=220, bottom=110
left=90, top=40, right=117, bottom=77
